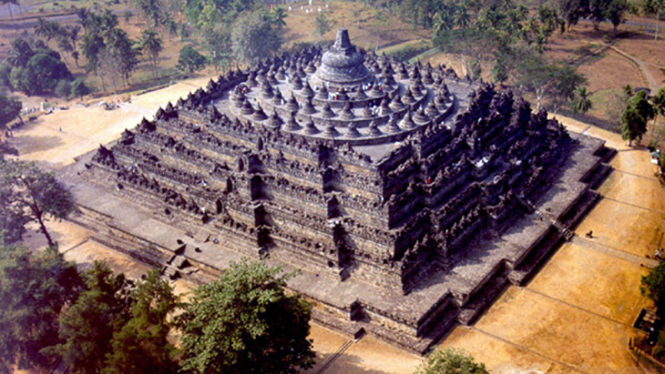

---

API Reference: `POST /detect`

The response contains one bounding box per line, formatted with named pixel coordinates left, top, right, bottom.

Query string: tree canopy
left=415, top=348, right=489, bottom=374
left=140, top=29, right=163, bottom=77
left=176, top=45, right=207, bottom=73
left=0, top=93, right=22, bottom=132
left=49, top=261, right=133, bottom=374
left=102, top=270, right=180, bottom=374
left=642, top=261, right=665, bottom=312
left=3, top=37, right=72, bottom=95
left=178, top=259, right=315, bottom=374
left=0, top=160, right=75, bottom=246
left=0, top=245, right=83, bottom=372
left=231, top=11, right=282, bottom=65
left=620, top=90, right=655, bottom=145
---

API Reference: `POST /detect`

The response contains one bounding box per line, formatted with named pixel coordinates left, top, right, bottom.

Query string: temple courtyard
left=12, top=77, right=664, bottom=374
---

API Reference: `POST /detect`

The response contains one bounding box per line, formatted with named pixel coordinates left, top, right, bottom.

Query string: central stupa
left=310, top=28, right=372, bottom=89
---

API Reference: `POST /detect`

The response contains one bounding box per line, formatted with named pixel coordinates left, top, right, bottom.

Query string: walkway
left=610, top=45, right=659, bottom=91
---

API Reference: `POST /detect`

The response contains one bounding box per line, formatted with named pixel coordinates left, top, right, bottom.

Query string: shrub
left=54, top=79, right=71, bottom=99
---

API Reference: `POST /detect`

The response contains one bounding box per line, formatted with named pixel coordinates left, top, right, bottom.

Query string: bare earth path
left=610, top=45, right=658, bottom=91
left=11, top=80, right=665, bottom=373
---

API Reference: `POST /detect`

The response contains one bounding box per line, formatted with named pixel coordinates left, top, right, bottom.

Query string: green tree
left=642, top=261, right=665, bottom=312
left=0, top=93, right=21, bottom=160
left=650, top=87, right=665, bottom=142
left=556, top=0, right=589, bottom=32
left=102, top=270, right=180, bottom=374
left=176, top=45, right=207, bottom=73
left=105, top=28, right=140, bottom=86
left=271, top=6, right=287, bottom=29
left=642, top=0, right=664, bottom=40
left=0, top=64, right=11, bottom=88
left=34, top=18, right=61, bottom=45
left=454, top=5, right=472, bottom=29
left=606, top=0, right=628, bottom=31
left=54, top=79, right=71, bottom=98
left=178, top=259, right=315, bottom=374
left=572, top=86, right=593, bottom=113
left=71, top=77, right=91, bottom=101
left=133, top=0, right=163, bottom=28
left=434, top=28, right=501, bottom=82
left=0, top=245, right=83, bottom=372
left=140, top=29, right=163, bottom=78
left=49, top=261, right=132, bottom=374
left=0, top=93, right=22, bottom=135
left=203, top=28, right=233, bottom=72
left=231, top=11, right=282, bottom=64
left=6, top=38, right=37, bottom=68
left=5, top=38, right=72, bottom=95
left=433, top=11, right=453, bottom=34
left=415, top=348, right=489, bottom=374
left=0, top=160, right=75, bottom=246
left=620, top=90, right=655, bottom=146
left=313, top=13, right=332, bottom=40
left=515, top=52, right=586, bottom=110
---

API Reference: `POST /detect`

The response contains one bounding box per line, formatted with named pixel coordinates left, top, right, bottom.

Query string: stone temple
left=64, top=29, right=613, bottom=353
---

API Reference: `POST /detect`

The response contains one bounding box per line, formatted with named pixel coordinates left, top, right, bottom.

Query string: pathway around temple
left=11, top=78, right=664, bottom=374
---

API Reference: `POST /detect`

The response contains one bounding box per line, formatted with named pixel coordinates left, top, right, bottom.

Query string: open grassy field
left=281, top=1, right=430, bottom=51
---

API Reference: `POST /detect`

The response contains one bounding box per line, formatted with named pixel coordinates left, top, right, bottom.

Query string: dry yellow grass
left=281, top=0, right=429, bottom=51
left=577, top=50, right=644, bottom=93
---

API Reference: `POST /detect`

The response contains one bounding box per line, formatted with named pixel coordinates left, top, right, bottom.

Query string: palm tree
left=34, top=18, right=61, bottom=46
left=140, top=29, right=163, bottom=78
left=433, top=11, right=453, bottom=34
left=453, top=5, right=471, bottom=29
left=272, top=6, right=287, bottom=29
left=572, top=87, right=593, bottom=114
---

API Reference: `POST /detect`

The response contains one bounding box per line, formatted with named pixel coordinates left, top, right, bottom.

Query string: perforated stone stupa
left=65, top=29, right=614, bottom=353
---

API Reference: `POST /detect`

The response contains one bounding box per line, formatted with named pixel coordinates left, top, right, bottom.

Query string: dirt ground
left=577, top=49, right=644, bottom=93
left=9, top=76, right=211, bottom=170
left=12, top=74, right=665, bottom=373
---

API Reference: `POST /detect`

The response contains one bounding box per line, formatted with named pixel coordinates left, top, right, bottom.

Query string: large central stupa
left=310, top=28, right=372, bottom=88
left=68, top=28, right=612, bottom=354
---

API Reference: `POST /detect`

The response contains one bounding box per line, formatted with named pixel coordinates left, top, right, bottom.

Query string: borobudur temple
left=63, top=29, right=614, bottom=353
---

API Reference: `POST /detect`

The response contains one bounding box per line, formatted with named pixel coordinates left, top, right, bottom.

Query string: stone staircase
left=516, top=193, right=574, bottom=241
left=534, top=210, right=575, bottom=241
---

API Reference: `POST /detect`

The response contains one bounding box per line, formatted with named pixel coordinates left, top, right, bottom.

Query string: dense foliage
left=620, top=90, right=655, bottom=144
left=429, top=0, right=589, bottom=108
left=48, top=261, right=134, bottom=374
left=642, top=262, right=665, bottom=312
left=2, top=38, right=72, bottom=95
left=102, top=270, right=180, bottom=374
left=415, top=348, right=489, bottom=374
left=231, top=11, right=283, bottom=64
left=178, top=259, right=315, bottom=374
left=176, top=45, right=208, bottom=73
left=0, top=245, right=83, bottom=372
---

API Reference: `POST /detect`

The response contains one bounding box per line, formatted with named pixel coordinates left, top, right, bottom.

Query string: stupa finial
left=333, top=28, right=352, bottom=51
